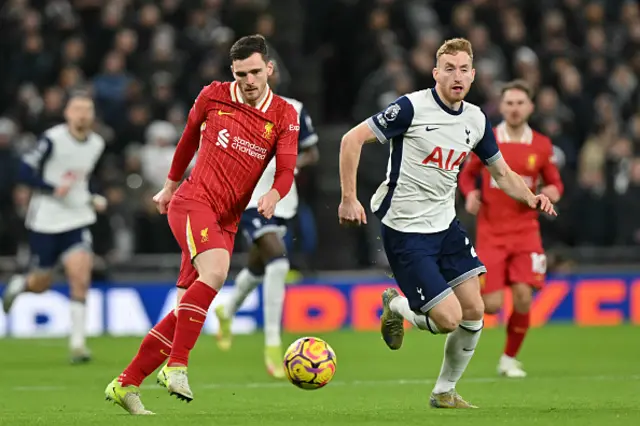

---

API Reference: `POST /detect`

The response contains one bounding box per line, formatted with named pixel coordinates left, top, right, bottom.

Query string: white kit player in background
left=338, top=38, right=556, bottom=408
left=215, top=60, right=319, bottom=378
left=2, top=91, right=106, bottom=364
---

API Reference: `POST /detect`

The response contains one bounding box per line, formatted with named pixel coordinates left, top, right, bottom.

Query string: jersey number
left=422, top=147, right=467, bottom=170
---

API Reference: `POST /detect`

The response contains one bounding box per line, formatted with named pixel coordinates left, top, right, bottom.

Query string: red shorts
left=167, top=198, right=236, bottom=289
left=477, top=237, right=546, bottom=295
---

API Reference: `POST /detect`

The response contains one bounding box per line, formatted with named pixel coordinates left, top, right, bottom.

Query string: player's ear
left=471, top=68, right=476, bottom=82
left=266, top=60, right=274, bottom=76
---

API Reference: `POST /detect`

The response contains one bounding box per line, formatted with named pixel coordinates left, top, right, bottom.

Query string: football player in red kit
left=459, top=80, right=563, bottom=378
left=105, top=35, right=300, bottom=414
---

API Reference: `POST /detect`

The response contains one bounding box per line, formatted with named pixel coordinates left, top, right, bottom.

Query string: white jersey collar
left=495, top=121, right=533, bottom=144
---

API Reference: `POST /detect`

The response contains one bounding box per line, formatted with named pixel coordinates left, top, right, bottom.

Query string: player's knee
left=483, top=297, right=502, bottom=315
left=429, top=303, right=462, bottom=334
left=198, top=269, right=228, bottom=290
left=462, top=300, right=485, bottom=321
left=434, top=314, right=461, bottom=334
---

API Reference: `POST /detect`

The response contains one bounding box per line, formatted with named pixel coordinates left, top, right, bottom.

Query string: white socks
left=263, top=258, right=289, bottom=347
left=69, top=299, right=87, bottom=351
left=389, top=295, right=441, bottom=333
left=225, top=268, right=263, bottom=318
left=433, top=319, right=483, bottom=394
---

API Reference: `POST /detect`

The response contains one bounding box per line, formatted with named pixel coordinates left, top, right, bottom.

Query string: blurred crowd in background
left=0, top=0, right=639, bottom=271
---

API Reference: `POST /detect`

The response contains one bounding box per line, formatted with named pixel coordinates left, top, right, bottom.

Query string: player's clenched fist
left=152, top=187, right=174, bottom=214
left=338, top=197, right=367, bottom=226
left=529, top=194, right=557, bottom=216
left=258, top=189, right=281, bottom=219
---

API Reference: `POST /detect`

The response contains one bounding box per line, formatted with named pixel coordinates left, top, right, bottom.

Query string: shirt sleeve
left=365, top=96, right=414, bottom=144
left=271, top=106, right=300, bottom=198
left=540, top=139, right=564, bottom=195
left=19, top=137, right=55, bottom=192
left=458, top=153, right=484, bottom=196
left=168, top=88, right=208, bottom=182
left=298, top=106, right=318, bottom=149
left=473, top=114, right=502, bottom=165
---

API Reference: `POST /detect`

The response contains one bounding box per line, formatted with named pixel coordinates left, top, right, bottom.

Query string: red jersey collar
left=229, top=81, right=274, bottom=113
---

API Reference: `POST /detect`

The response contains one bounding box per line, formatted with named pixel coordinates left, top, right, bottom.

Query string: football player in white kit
left=2, top=91, right=106, bottom=364
left=215, top=60, right=319, bottom=378
left=338, top=38, right=556, bottom=408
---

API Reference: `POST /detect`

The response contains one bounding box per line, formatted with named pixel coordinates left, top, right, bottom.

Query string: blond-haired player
left=338, top=38, right=556, bottom=408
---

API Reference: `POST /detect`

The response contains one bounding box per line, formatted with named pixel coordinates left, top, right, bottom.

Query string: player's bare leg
left=499, top=283, right=532, bottom=378
left=379, top=288, right=455, bottom=349
left=430, top=277, right=483, bottom=409
left=158, top=248, right=229, bottom=402
left=63, top=248, right=93, bottom=364
left=2, top=271, right=52, bottom=313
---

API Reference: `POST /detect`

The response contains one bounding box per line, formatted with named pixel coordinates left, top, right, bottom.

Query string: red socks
left=504, top=310, right=530, bottom=358
left=168, top=280, right=218, bottom=366
left=119, top=310, right=177, bottom=387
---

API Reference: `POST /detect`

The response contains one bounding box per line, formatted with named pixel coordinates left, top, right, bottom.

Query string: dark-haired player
left=459, top=80, right=563, bottom=378
left=105, top=35, right=299, bottom=414
left=215, top=59, right=319, bottom=379
left=3, top=91, right=106, bottom=364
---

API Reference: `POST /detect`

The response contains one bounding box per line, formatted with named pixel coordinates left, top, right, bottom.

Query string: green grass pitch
left=0, top=325, right=638, bottom=425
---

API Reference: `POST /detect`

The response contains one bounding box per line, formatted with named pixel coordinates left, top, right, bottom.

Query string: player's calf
left=500, top=283, right=532, bottom=378
left=2, top=271, right=52, bottom=313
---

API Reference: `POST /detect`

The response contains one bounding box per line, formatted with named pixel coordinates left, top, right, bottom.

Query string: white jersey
left=21, top=124, right=105, bottom=233
left=367, top=88, right=501, bottom=234
left=246, top=95, right=318, bottom=219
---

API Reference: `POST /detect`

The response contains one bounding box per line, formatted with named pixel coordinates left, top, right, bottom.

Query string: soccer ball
left=283, top=336, right=337, bottom=390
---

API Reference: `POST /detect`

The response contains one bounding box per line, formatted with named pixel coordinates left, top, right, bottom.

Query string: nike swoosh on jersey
left=218, top=110, right=234, bottom=116
left=189, top=317, right=204, bottom=323
left=425, top=126, right=438, bottom=131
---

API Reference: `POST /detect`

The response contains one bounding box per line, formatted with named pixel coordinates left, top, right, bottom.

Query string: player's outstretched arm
left=153, top=89, right=208, bottom=214
left=166, top=90, right=208, bottom=184
left=338, top=121, right=378, bottom=225
left=487, top=157, right=557, bottom=216
left=339, top=96, right=413, bottom=225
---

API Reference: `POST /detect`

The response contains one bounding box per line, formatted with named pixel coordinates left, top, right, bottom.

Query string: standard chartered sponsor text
left=233, top=136, right=267, bottom=160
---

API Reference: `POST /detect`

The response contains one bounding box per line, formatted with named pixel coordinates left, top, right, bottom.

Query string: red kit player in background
left=104, top=35, right=300, bottom=414
left=459, top=80, right=563, bottom=378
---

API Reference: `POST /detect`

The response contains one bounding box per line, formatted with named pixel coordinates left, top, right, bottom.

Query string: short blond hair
left=436, top=38, right=474, bottom=62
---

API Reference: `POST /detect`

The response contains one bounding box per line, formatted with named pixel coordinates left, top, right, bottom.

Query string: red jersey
left=459, top=122, right=563, bottom=243
left=167, top=81, right=299, bottom=232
